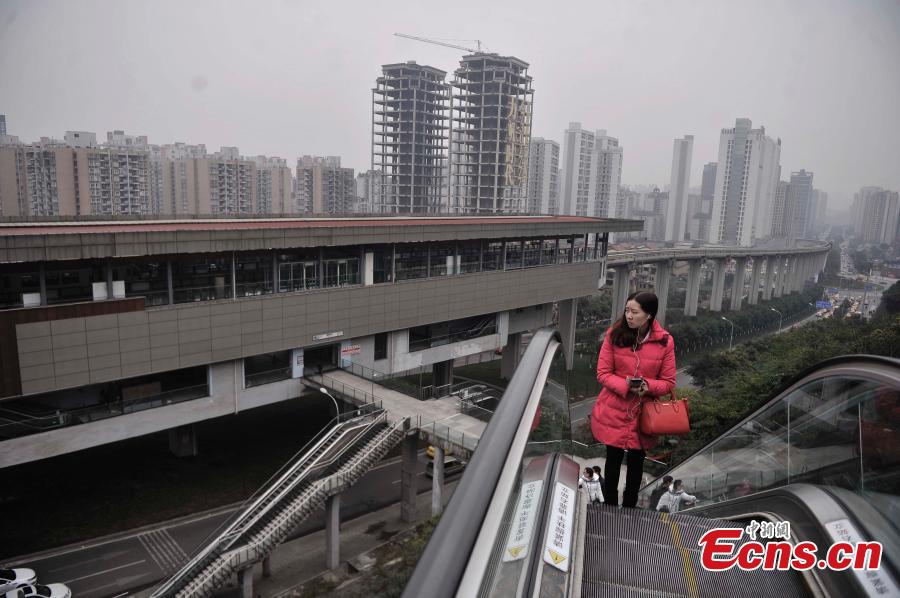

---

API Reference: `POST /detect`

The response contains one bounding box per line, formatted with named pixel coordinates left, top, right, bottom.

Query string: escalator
left=403, top=328, right=900, bottom=598
left=150, top=403, right=407, bottom=598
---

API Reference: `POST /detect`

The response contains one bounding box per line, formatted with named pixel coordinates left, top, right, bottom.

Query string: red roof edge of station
left=0, top=215, right=618, bottom=236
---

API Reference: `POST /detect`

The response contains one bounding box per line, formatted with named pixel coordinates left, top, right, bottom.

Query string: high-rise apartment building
left=64, top=131, right=97, bottom=148
left=372, top=62, right=449, bottom=214
left=852, top=187, right=900, bottom=245
left=559, top=124, right=623, bottom=218
left=710, top=119, right=781, bottom=246
left=526, top=137, right=559, bottom=214
left=252, top=156, right=294, bottom=214
left=296, top=155, right=355, bottom=214
left=107, top=130, right=149, bottom=148
left=0, top=143, right=150, bottom=216
left=665, top=135, right=694, bottom=241
left=0, top=115, right=6, bottom=136
left=355, top=170, right=383, bottom=213
left=812, top=189, right=828, bottom=228
left=686, top=162, right=717, bottom=242
left=770, top=180, right=797, bottom=240
left=789, top=169, right=815, bottom=238
left=449, top=54, right=533, bottom=214
left=559, top=123, right=594, bottom=216
left=591, top=132, right=622, bottom=219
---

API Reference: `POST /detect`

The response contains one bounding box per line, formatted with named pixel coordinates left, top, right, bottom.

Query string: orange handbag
left=640, top=394, right=690, bottom=436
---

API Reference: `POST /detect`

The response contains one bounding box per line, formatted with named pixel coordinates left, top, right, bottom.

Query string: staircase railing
left=151, top=404, right=386, bottom=597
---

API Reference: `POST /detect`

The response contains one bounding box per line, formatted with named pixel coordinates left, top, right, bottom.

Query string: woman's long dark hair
left=608, top=291, right=659, bottom=348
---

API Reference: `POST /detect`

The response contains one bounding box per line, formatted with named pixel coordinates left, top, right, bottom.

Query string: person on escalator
left=648, top=475, right=673, bottom=509
left=579, top=467, right=603, bottom=504
left=591, top=291, right=677, bottom=509
left=655, top=479, right=697, bottom=513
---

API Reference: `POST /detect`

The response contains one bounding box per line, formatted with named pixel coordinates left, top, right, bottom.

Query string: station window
left=374, top=332, right=388, bottom=360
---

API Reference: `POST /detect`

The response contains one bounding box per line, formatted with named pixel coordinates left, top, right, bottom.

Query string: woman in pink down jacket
left=591, top=291, right=677, bottom=508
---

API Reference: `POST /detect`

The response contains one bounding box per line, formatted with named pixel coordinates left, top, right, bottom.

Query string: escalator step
left=582, top=504, right=810, bottom=597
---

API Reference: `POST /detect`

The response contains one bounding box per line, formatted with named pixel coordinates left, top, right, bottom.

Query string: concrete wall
left=14, top=261, right=602, bottom=397
left=0, top=360, right=310, bottom=468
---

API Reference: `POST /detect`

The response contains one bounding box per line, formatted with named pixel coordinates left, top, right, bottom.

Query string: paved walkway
left=314, top=370, right=487, bottom=456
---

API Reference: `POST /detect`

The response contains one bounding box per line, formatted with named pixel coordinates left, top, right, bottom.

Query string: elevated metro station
left=0, top=215, right=632, bottom=468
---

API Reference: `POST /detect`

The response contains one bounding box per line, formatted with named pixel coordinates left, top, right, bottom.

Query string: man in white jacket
left=578, top=467, right=604, bottom=504
left=655, top=479, right=697, bottom=513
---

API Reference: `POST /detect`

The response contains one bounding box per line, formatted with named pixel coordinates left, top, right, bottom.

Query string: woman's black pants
left=603, top=445, right=645, bottom=508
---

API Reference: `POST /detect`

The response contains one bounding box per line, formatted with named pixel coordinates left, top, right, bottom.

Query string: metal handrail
left=402, top=327, right=562, bottom=598
left=171, top=416, right=408, bottom=595
left=151, top=404, right=383, bottom=597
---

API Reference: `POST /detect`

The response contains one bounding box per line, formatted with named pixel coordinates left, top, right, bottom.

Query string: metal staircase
left=151, top=409, right=408, bottom=598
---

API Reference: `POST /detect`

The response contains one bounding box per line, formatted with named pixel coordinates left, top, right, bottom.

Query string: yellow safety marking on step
left=660, top=512, right=699, bottom=598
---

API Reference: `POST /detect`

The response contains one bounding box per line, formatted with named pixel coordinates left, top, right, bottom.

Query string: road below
left=8, top=450, right=447, bottom=597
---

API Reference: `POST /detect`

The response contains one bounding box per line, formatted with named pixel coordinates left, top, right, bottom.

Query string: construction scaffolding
left=449, top=54, right=533, bottom=214
left=372, top=62, right=450, bottom=214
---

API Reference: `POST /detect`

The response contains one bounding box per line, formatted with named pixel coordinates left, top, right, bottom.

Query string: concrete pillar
left=684, top=260, right=702, bottom=316
left=168, top=424, right=198, bottom=457
left=773, top=256, right=786, bottom=298
left=262, top=556, right=272, bottom=578
left=326, top=493, right=341, bottom=570
left=105, top=260, right=114, bottom=300
left=273, top=253, right=280, bottom=292
left=609, top=265, right=631, bottom=322
left=431, top=445, right=445, bottom=517
left=730, top=257, right=748, bottom=311
left=709, top=259, right=727, bottom=312
left=786, top=256, right=797, bottom=293
left=38, top=262, right=47, bottom=306
left=557, top=298, right=577, bottom=370
left=238, top=567, right=253, bottom=598
left=763, top=256, right=776, bottom=301
left=166, top=260, right=174, bottom=305
left=432, top=360, right=453, bottom=395
left=748, top=257, right=763, bottom=305
left=654, top=261, right=672, bottom=326
left=400, top=433, right=418, bottom=523
left=500, top=332, right=522, bottom=380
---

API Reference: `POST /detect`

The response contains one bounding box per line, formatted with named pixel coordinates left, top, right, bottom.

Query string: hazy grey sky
left=2, top=0, right=899, bottom=209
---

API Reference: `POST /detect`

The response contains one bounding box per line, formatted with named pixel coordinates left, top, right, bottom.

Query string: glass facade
left=0, top=233, right=608, bottom=310
left=235, top=253, right=274, bottom=297
left=409, top=313, right=497, bottom=352
left=171, top=255, right=232, bottom=303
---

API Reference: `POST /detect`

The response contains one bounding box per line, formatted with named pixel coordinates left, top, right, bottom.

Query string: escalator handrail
left=643, top=353, right=900, bottom=490
left=402, top=327, right=562, bottom=598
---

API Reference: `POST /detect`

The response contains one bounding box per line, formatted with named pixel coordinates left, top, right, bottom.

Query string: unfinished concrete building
left=372, top=62, right=450, bottom=214
left=449, top=54, right=533, bottom=214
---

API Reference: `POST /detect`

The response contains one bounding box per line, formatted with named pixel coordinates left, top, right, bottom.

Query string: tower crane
left=393, top=33, right=486, bottom=54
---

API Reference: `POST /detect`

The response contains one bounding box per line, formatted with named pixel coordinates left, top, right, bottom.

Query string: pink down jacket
left=590, top=319, right=677, bottom=451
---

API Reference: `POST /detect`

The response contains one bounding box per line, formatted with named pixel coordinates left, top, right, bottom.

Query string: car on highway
left=0, top=570, right=36, bottom=593
left=426, top=456, right=465, bottom=478
left=4, top=584, right=71, bottom=598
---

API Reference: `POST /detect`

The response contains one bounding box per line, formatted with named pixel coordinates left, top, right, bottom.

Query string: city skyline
left=2, top=0, right=898, bottom=211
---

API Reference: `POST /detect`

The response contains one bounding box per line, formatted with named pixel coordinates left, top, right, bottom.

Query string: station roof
left=0, top=215, right=643, bottom=263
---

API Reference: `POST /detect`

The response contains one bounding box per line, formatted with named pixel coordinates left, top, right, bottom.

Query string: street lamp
left=770, top=308, right=783, bottom=332
left=721, top=316, right=735, bottom=351
left=319, top=387, right=341, bottom=419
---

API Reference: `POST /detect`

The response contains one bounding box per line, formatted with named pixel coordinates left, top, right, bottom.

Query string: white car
left=0, top=570, right=36, bottom=593
left=5, top=584, right=71, bottom=598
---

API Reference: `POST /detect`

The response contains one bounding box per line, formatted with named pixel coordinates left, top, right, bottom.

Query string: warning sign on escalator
left=503, top=480, right=543, bottom=562
left=543, top=482, right=574, bottom=572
